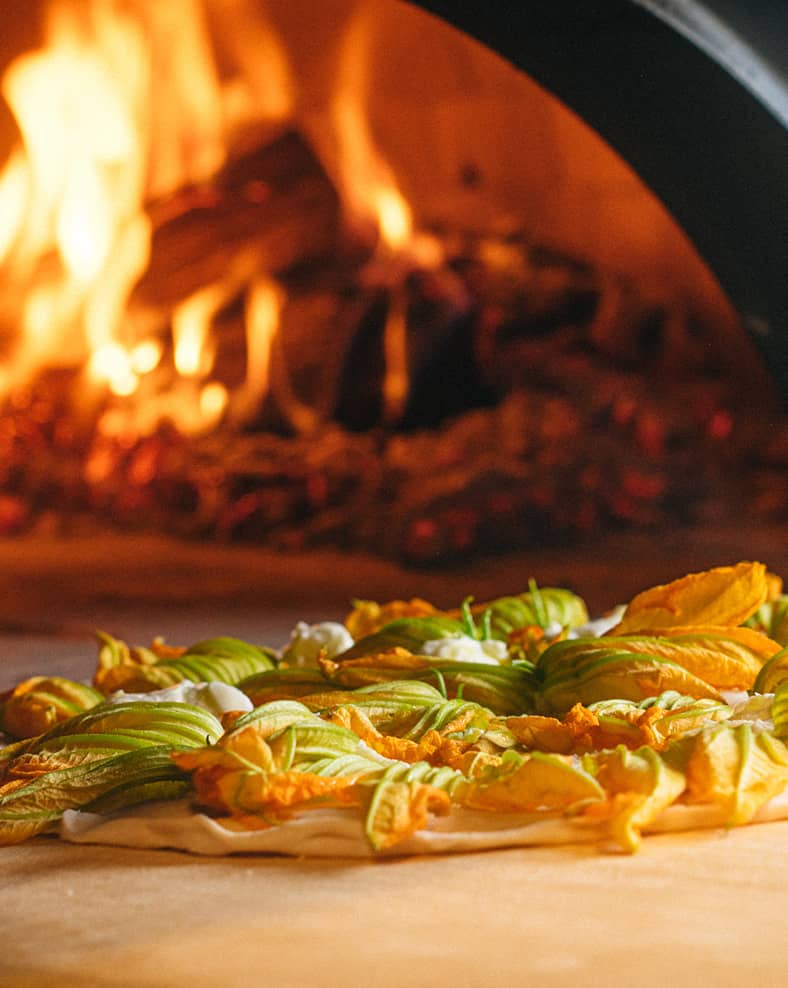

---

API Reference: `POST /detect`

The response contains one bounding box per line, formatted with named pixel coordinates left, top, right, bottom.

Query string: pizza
left=2, top=561, right=788, bottom=857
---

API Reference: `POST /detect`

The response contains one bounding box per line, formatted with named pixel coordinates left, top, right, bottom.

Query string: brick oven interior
left=0, top=0, right=786, bottom=676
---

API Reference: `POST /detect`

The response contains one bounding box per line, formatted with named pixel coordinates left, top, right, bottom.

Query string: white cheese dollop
left=542, top=621, right=564, bottom=639
left=283, top=621, right=354, bottom=667
left=568, top=606, right=627, bottom=639
left=107, top=680, right=253, bottom=716
left=420, top=635, right=507, bottom=665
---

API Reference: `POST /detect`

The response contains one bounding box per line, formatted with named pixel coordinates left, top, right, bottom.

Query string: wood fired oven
left=411, top=0, right=788, bottom=393
left=0, top=0, right=786, bottom=576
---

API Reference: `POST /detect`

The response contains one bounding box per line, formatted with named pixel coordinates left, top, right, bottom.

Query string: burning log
left=2, top=202, right=787, bottom=564
left=0, top=48, right=784, bottom=564
left=133, top=129, right=345, bottom=309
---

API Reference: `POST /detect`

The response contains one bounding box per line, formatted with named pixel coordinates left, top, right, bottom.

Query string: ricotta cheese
left=282, top=621, right=355, bottom=667
left=107, top=680, right=253, bottom=716
left=420, top=635, right=507, bottom=665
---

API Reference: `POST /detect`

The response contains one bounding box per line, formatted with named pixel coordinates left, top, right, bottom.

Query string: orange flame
left=0, top=2, right=151, bottom=398
left=235, top=275, right=283, bottom=420
left=331, top=2, right=413, bottom=254
left=0, top=0, right=425, bottom=436
left=0, top=0, right=298, bottom=436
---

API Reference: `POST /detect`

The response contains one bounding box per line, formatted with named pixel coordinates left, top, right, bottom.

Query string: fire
left=0, top=7, right=143, bottom=399
left=172, top=286, right=222, bottom=378
left=327, top=1, right=448, bottom=423
left=333, top=87, right=414, bottom=253
left=330, top=1, right=414, bottom=254
left=0, top=0, right=423, bottom=440
left=243, top=276, right=282, bottom=413
left=200, top=381, right=229, bottom=422
left=88, top=343, right=138, bottom=397
left=0, top=2, right=149, bottom=403
left=375, top=189, right=413, bottom=253
left=130, top=340, right=163, bottom=376
left=0, top=151, right=31, bottom=265
left=0, top=0, right=765, bottom=559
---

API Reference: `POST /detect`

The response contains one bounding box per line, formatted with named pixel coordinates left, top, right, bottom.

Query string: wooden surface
left=2, top=820, right=788, bottom=987
left=2, top=527, right=788, bottom=986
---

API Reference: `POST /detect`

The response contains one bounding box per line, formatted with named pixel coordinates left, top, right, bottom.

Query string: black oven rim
left=403, top=0, right=788, bottom=402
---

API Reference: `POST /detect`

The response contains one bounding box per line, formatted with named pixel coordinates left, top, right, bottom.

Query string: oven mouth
left=0, top=0, right=786, bottom=572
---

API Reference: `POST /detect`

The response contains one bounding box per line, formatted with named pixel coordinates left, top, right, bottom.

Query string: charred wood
left=133, top=130, right=343, bottom=309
